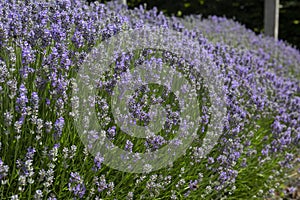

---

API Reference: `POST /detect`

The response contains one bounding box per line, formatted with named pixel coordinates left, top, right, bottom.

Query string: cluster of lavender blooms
left=180, top=15, right=300, bottom=80
left=0, top=0, right=299, bottom=199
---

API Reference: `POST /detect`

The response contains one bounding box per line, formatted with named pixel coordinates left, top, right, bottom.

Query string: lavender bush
left=0, top=0, right=299, bottom=199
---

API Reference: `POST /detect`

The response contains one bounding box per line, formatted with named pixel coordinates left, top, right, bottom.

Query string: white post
left=264, top=0, right=279, bottom=40
left=122, top=0, right=127, bottom=5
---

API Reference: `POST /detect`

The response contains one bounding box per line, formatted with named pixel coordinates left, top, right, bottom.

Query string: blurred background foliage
left=91, top=0, right=300, bottom=50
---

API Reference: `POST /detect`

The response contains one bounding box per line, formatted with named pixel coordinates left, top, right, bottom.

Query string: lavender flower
left=68, top=172, right=86, bottom=198
left=0, top=0, right=299, bottom=199
left=93, top=152, right=104, bottom=171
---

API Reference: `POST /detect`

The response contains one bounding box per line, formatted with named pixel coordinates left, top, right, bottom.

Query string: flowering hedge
left=0, top=0, right=299, bottom=199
